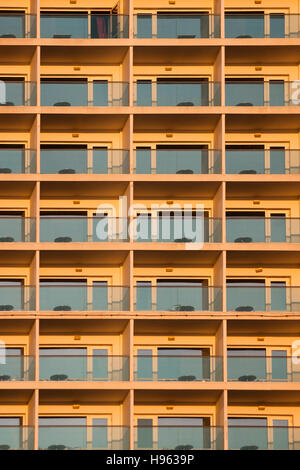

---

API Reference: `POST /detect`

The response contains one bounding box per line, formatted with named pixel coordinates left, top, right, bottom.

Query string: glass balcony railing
left=228, top=426, right=300, bottom=450
left=134, top=285, right=222, bottom=312
left=0, top=217, right=35, bottom=242
left=225, top=13, right=300, bottom=39
left=134, top=149, right=221, bottom=174
left=40, top=149, right=129, bottom=174
left=134, top=217, right=221, bottom=243
left=41, top=81, right=129, bottom=106
left=226, top=217, right=300, bottom=243
left=40, top=217, right=129, bottom=242
left=0, top=13, right=36, bottom=38
left=134, top=355, right=223, bottom=381
left=39, top=284, right=129, bottom=311
left=228, top=355, right=300, bottom=382
left=134, top=13, right=220, bottom=38
left=0, top=149, right=36, bottom=174
left=0, top=81, right=36, bottom=106
left=135, top=425, right=223, bottom=450
left=226, top=149, right=300, bottom=175
left=39, top=425, right=130, bottom=450
left=0, top=285, right=35, bottom=311
left=0, top=426, right=34, bottom=450
left=226, top=80, right=300, bottom=107
left=39, top=355, right=129, bottom=381
left=135, top=80, right=220, bottom=106
left=0, top=356, right=35, bottom=381
left=226, top=285, right=300, bottom=312
left=41, top=13, right=129, bottom=38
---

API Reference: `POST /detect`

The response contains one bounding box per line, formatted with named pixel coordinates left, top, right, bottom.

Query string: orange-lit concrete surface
left=0, top=0, right=300, bottom=451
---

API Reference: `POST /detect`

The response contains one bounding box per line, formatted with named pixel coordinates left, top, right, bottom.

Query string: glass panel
left=137, top=419, right=153, bottom=449
left=137, top=350, right=153, bottom=380
left=157, top=14, right=209, bottom=39
left=0, top=280, right=23, bottom=311
left=92, top=350, right=108, bottom=379
left=92, top=148, right=108, bottom=174
left=157, top=80, right=208, bottom=106
left=39, top=280, right=87, bottom=311
left=271, top=214, right=286, bottom=242
left=136, top=80, right=152, bottom=106
left=227, top=349, right=266, bottom=381
left=137, top=14, right=152, bottom=38
left=156, top=149, right=208, bottom=174
left=225, top=14, right=264, bottom=38
left=228, top=418, right=268, bottom=450
left=226, top=215, right=265, bottom=242
left=158, top=417, right=207, bottom=450
left=226, top=80, right=264, bottom=106
left=156, top=280, right=205, bottom=311
left=40, top=14, right=88, bottom=38
left=226, top=280, right=266, bottom=311
left=270, top=14, right=285, bottom=38
left=93, top=81, right=108, bottom=106
left=40, top=149, right=87, bottom=174
left=93, top=281, right=108, bottom=310
left=226, top=148, right=265, bottom=174
left=0, top=80, right=25, bottom=106
left=39, top=348, right=87, bottom=380
left=38, top=417, right=87, bottom=450
left=270, top=148, right=285, bottom=174
left=273, top=420, right=289, bottom=450
left=136, top=281, right=152, bottom=310
left=0, top=348, right=23, bottom=380
left=270, top=80, right=284, bottom=106
left=135, top=148, right=151, bottom=174
left=0, top=215, right=26, bottom=242
left=272, top=350, right=287, bottom=381
left=0, top=148, right=26, bottom=174
left=41, top=81, right=88, bottom=106
left=40, top=213, right=88, bottom=242
left=271, top=282, right=286, bottom=311
left=157, top=348, right=205, bottom=380
left=92, top=418, right=107, bottom=449
left=0, top=13, right=25, bottom=38
left=0, top=417, right=22, bottom=450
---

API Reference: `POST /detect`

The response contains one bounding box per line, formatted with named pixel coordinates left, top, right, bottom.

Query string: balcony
left=134, top=284, right=222, bottom=312
left=39, top=282, right=129, bottom=311
left=0, top=424, right=34, bottom=450
left=226, top=148, right=300, bottom=175
left=134, top=148, right=221, bottom=174
left=226, top=215, right=299, bottom=243
left=226, top=79, right=298, bottom=107
left=40, top=13, right=129, bottom=38
left=0, top=216, right=35, bottom=242
left=38, top=422, right=129, bottom=450
left=134, top=353, right=222, bottom=381
left=0, top=12, right=36, bottom=38
left=40, top=148, right=129, bottom=174
left=0, top=80, right=36, bottom=106
left=228, top=352, right=300, bottom=382
left=228, top=421, right=300, bottom=450
left=40, top=80, right=129, bottom=107
left=0, top=283, right=35, bottom=311
left=225, top=13, right=300, bottom=39
left=0, top=148, right=36, bottom=174
left=0, top=354, right=34, bottom=381
left=134, top=13, right=220, bottom=38
left=226, top=282, right=300, bottom=312
left=135, top=80, right=220, bottom=106
left=40, top=215, right=129, bottom=243
left=135, top=421, right=223, bottom=450
left=134, top=216, right=221, bottom=243
left=39, top=352, right=129, bottom=381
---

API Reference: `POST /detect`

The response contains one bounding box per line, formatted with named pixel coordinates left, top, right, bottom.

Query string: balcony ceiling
left=41, top=45, right=128, bottom=64
left=39, top=318, right=129, bottom=334
left=226, top=45, right=300, bottom=65
left=134, top=113, right=220, bottom=131
left=134, top=319, right=221, bottom=335
left=133, top=45, right=219, bottom=65
left=40, top=250, right=129, bottom=266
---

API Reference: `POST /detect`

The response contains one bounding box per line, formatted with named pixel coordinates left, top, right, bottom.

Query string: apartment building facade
left=0, top=0, right=299, bottom=450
